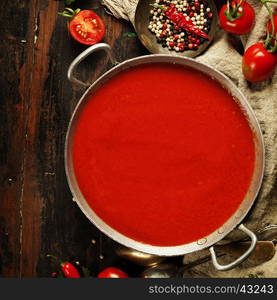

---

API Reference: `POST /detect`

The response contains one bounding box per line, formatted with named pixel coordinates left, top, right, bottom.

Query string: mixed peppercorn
left=148, top=0, right=213, bottom=52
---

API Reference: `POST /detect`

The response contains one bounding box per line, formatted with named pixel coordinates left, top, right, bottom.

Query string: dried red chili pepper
left=153, top=4, right=211, bottom=40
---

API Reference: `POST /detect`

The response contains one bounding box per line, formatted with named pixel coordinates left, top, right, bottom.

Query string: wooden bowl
left=134, top=0, right=218, bottom=57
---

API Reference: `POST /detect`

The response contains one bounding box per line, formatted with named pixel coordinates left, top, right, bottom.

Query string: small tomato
left=59, top=8, right=105, bottom=45
left=242, top=42, right=277, bottom=82
left=97, top=267, right=129, bottom=278
left=219, top=0, right=255, bottom=35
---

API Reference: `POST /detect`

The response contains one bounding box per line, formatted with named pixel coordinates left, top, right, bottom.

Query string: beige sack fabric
left=101, top=0, right=277, bottom=277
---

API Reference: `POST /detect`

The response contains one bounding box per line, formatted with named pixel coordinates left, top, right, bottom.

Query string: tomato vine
left=262, top=0, right=277, bottom=53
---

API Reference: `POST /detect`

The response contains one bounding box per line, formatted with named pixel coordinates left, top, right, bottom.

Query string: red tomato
left=242, top=42, right=277, bottom=82
left=219, top=0, right=255, bottom=35
left=97, top=267, right=129, bottom=278
left=61, top=262, right=81, bottom=278
left=69, top=10, right=105, bottom=45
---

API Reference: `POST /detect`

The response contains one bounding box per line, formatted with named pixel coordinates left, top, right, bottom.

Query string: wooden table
left=1, top=0, right=224, bottom=277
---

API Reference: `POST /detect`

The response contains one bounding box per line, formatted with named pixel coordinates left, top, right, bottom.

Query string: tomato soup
left=72, top=63, right=255, bottom=246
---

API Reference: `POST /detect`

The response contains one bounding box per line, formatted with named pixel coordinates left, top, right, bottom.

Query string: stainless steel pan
left=65, top=43, right=265, bottom=271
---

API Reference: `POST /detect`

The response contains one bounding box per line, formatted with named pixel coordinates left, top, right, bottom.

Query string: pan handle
left=67, top=43, right=116, bottom=87
left=209, top=224, right=257, bottom=271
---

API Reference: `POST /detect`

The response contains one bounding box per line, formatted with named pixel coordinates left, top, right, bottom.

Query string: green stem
left=58, top=7, right=81, bottom=19
left=262, top=0, right=277, bottom=3
left=232, top=0, right=244, bottom=17
left=58, top=13, right=72, bottom=18
left=261, top=0, right=277, bottom=51
left=64, top=7, right=74, bottom=13
left=270, top=33, right=277, bottom=52
left=150, top=3, right=166, bottom=11
left=264, top=27, right=271, bottom=47
left=225, top=0, right=245, bottom=22
left=227, top=0, right=230, bottom=15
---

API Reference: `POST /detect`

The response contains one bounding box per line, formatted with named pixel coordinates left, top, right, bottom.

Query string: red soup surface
left=72, top=63, right=255, bottom=247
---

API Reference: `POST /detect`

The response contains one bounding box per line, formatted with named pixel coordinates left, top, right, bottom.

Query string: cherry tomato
left=97, top=267, right=129, bottom=278
left=219, top=0, right=255, bottom=35
left=61, top=262, right=81, bottom=278
left=69, top=10, right=105, bottom=45
left=242, top=42, right=277, bottom=82
left=51, top=272, right=58, bottom=278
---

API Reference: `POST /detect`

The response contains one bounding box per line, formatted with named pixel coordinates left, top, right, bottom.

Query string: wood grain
left=0, top=0, right=32, bottom=278
left=0, top=0, right=149, bottom=277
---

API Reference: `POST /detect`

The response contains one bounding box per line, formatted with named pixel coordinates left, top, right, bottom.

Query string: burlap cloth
left=101, top=0, right=277, bottom=277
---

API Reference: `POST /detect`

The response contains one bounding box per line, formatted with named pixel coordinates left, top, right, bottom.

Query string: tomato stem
left=225, top=0, right=245, bottom=22
left=261, top=0, right=277, bottom=52
left=226, top=0, right=230, bottom=15
left=58, top=7, right=81, bottom=19
left=233, top=0, right=244, bottom=16
left=271, top=33, right=277, bottom=52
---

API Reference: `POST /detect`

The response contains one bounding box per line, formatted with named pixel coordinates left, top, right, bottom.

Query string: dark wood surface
left=0, top=0, right=225, bottom=278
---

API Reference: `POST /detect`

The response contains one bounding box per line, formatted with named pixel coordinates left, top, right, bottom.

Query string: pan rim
left=65, top=54, right=265, bottom=256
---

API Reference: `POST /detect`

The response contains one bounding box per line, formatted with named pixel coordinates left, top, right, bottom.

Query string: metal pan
left=65, top=43, right=265, bottom=271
